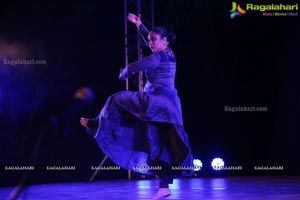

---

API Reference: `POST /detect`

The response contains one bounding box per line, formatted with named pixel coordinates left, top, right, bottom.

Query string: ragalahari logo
left=230, top=2, right=246, bottom=19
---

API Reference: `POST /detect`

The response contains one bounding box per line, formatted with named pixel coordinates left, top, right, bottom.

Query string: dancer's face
left=148, top=32, right=168, bottom=53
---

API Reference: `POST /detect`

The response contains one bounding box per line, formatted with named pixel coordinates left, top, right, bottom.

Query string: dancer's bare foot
left=80, top=117, right=99, bottom=129
left=151, top=188, right=171, bottom=200
left=80, top=117, right=89, bottom=127
left=80, top=117, right=99, bottom=137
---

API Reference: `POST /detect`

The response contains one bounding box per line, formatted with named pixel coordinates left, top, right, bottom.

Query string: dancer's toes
left=151, top=188, right=171, bottom=200
left=80, top=117, right=99, bottom=138
left=80, top=117, right=89, bottom=127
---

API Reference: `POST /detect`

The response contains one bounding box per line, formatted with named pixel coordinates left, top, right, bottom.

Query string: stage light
left=193, top=159, right=202, bottom=171
left=211, top=157, right=225, bottom=170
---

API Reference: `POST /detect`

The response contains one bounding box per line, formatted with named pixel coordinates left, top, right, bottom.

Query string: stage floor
left=1, top=176, right=300, bottom=200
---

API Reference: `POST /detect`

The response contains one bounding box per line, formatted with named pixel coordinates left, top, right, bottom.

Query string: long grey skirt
left=89, top=90, right=194, bottom=176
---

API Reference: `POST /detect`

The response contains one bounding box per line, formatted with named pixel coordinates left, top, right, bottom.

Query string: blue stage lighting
left=211, top=157, right=225, bottom=170
left=193, top=159, right=202, bottom=171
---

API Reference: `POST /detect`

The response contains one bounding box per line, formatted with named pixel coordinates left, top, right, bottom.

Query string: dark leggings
left=159, top=161, right=174, bottom=188
left=148, top=122, right=175, bottom=188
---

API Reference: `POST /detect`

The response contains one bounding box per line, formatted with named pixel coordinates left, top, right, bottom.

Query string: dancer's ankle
left=86, top=118, right=99, bottom=128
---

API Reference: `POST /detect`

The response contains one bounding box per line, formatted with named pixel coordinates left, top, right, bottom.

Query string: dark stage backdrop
left=0, top=0, right=299, bottom=187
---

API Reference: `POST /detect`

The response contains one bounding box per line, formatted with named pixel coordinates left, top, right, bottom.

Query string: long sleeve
left=119, top=53, right=160, bottom=80
left=118, top=23, right=152, bottom=80
left=139, top=24, right=150, bottom=48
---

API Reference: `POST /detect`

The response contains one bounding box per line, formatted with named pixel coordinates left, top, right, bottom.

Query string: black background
left=0, top=0, right=299, bottom=187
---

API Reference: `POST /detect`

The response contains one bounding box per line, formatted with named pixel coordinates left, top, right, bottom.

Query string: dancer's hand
left=127, top=13, right=142, bottom=27
left=80, top=117, right=88, bottom=127
left=119, top=67, right=128, bottom=80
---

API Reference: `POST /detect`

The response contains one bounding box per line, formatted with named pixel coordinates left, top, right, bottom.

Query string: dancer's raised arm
left=127, top=13, right=150, bottom=48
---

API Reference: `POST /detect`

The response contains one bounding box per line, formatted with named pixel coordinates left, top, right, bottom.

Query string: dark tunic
left=88, top=27, right=194, bottom=176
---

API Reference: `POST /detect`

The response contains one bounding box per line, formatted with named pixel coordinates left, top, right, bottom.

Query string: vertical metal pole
left=124, top=0, right=129, bottom=91
left=151, top=0, right=155, bottom=29
left=124, top=0, right=131, bottom=180
left=137, top=0, right=143, bottom=92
